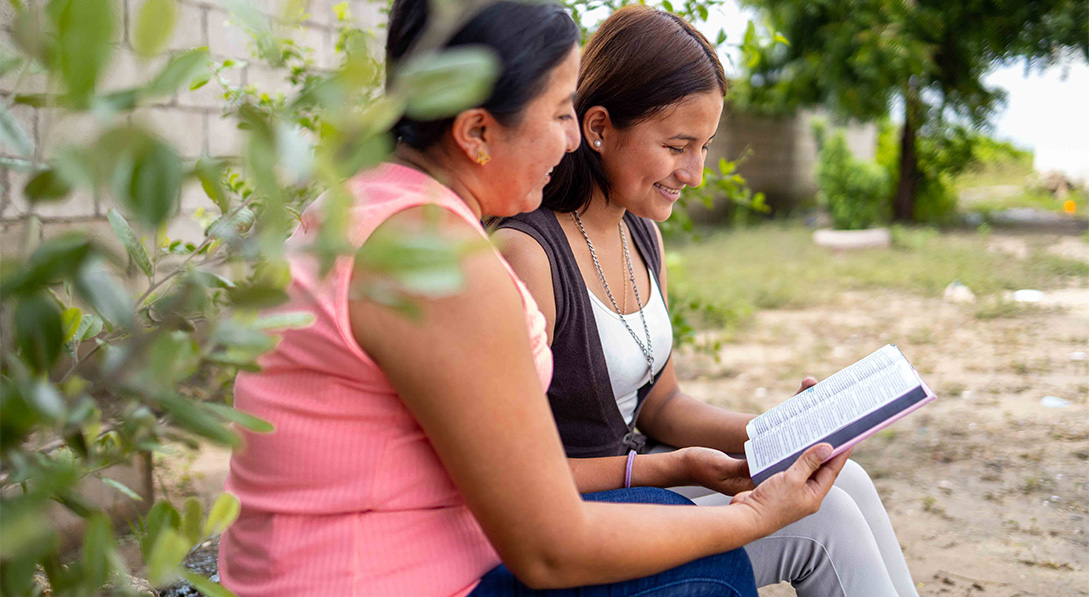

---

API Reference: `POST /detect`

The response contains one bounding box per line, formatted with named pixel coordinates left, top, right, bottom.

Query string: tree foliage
left=731, top=0, right=1088, bottom=220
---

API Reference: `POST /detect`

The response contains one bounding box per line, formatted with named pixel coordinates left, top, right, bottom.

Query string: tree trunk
left=893, top=92, right=919, bottom=222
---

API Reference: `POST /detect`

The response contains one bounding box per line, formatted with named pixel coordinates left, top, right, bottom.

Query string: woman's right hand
left=728, top=443, right=851, bottom=536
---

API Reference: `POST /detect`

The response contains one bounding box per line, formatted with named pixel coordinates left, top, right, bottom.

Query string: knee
left=811, top=487, right=870, bottom=536
left=833, top=459, right=877, bottom=496
left=682, top=548, right=758, bottom=597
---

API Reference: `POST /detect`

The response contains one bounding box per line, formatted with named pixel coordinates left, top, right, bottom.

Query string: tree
left=731, top=0, right=1088, bottom=221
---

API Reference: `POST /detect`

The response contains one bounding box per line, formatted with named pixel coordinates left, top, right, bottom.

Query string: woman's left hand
left=680, top=447, right=755, bottom=495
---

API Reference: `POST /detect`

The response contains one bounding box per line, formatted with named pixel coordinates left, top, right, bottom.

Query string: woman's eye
left=559, top=114, right=573, bottom=121
left=666, top=146, right=684, bottom=154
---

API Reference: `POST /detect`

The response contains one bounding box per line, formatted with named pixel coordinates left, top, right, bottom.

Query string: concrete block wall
left=697, top=106, right=877, bottom=221
left=1, top=0, right=386, bottom=259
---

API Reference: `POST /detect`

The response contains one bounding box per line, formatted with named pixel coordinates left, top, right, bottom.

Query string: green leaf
left=773, top=32, right=791, bottom=47
left=142, top=500, right=181, bottom=559
left=203, top=493, right=241, bottom=537
left=181, top=571, right=235, bottom=597
left=74, top=258, right=135, bottom=329
left=134, top=0, right=178, bottom=57
left=0, top=103, right=34, bottom=158
left=15, top=293, right=63, bottom=374
left=744, top=21, right=756, bottom=46
left=24, top=169, right=71, bottom=202
left=395, top=47, right=500, bottom=120
left=52, top=0, right=115, bottom=102
left=160, top=395, right=240, bottom=447
left=190, top=269, right=236, bottom=289
left=82, top=514, right=118, bottom=588
left=194, top=157, right=229, bottom=212
left=228, top=284, right=289, bottom=309
left=146, top=527, right=189, bottom=587
left=107, top=209, right=155, bottom=278
left=75, top=312, right=104, bottom=341
left=102, top=478, right=145, bottom=502
left=0, top=234, right=94, bottom=298
left=27, top=377, right=66, bottom=420
left=254, top=311, right=315, bottom=330
left=123, top=138, right=184, bottom=229
left=147, top=48, right=210, bottom=97
left=205, top=402, right=275, bottom=433
left=61, top=306, right=82, bottom=342
left=182, top=497, right=203, bottom=545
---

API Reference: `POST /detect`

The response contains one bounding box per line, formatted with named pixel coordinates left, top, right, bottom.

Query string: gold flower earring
left=476, top=150, right=491, bottom=166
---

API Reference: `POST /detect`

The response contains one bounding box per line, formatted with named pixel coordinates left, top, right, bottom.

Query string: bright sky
left=700, top=1, right=1089, bottom=182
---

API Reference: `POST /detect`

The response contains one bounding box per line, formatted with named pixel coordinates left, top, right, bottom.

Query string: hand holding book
left=744, top=345, right=935, bottom=485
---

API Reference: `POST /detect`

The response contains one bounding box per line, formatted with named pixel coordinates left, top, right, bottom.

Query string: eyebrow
left=669, top=133, right=717, bottom=142
left=559, top=92, right=577, bottom=107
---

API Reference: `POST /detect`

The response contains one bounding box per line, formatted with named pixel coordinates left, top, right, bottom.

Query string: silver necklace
left=571, top=211, right=655, bottom=381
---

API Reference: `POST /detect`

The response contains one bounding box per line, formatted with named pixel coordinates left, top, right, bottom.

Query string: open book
left=744, top=345, right=935, bottom=485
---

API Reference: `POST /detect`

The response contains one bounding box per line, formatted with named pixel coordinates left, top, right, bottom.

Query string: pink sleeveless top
left=219, top=163, right=553, bottom=596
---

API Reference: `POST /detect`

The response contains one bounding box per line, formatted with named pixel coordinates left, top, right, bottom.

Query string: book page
left=745, top=356, right=921, bottom=473
left=747, top=345, right=906, bottom=438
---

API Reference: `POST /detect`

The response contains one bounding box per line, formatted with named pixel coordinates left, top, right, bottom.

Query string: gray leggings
left=648, top=447, right=918, bottom=597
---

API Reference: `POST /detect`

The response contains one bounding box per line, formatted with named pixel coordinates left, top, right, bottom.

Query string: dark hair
left=542, top=6, right=727, bottom=213
left=386, top=0, right=579, bottom=150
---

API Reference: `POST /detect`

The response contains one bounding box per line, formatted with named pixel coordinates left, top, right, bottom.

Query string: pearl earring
left=593, top=139, right=602, bottom=148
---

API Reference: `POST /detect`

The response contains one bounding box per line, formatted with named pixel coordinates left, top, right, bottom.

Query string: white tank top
left=587, top=269, right=673, bottom=425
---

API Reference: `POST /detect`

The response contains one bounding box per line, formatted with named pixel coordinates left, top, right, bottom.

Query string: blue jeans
left=470, top=487, right=757, bottom=596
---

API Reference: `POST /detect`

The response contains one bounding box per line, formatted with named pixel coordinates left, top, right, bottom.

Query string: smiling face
left=594, top=91, right=723, bottom=221
left=478, top=45, right=581, bottom=217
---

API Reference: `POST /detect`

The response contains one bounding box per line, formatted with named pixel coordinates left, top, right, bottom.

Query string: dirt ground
left=164, top=232, right=1089, bottom=596
left=677, top=280, right=1089, bottom=594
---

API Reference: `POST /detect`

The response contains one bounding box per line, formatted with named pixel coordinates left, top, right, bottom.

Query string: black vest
left=497, top=209, right=671, bottom=458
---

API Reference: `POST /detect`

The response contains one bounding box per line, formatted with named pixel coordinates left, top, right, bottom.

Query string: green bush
left=813, top=121, right=891, bottom=230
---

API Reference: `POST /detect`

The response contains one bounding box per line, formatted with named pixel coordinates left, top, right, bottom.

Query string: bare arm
left=353, top=209, right=842, bottom=588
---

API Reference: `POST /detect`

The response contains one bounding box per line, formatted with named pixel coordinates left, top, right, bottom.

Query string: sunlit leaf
left=159, top=395, right=240, bottom=447
left=190, top=269, right=236, bottom=289
left=107, top=209, right=155, bottom=278
left=395, top=47, right=500, bottom=120
left=194, top=156, right=229, bottom=212
left=147, top=527, right=189, bottom=587
left=134, top=0, right=179, bottom=57
left=182, top=497, right=203, bottom=545
left=203, top=493, right=241, bottom=536
left=75, top=312, right=104, bottom=341
left=61, top=306, right=82, bottom=342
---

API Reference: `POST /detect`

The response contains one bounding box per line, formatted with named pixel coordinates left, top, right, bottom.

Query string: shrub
left=813, top=121, right=891, bottom=230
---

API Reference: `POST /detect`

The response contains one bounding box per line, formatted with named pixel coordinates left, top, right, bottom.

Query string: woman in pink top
left=220, top=0, right=850, bottom=595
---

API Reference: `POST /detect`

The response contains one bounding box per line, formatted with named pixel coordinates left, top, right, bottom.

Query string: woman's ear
left=451, top=108, right=492, bottom=164
left=583, top=106, right=611, bottom=152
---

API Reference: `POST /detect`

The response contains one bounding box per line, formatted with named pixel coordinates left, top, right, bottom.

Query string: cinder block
left=207, top=113, right=244, bottom=157
left=133, top=107, right=206, bottom=158
left=304, top=0, right=341, bottom=27
left=165, top=208, right=208, bottom=243
left=99, top=46, right=169, bottom=96
left=0, top=101, right=37, bottom=159
left=207, top=8, right=253, bottom=59
left=0, top=218, right=36, bottom=260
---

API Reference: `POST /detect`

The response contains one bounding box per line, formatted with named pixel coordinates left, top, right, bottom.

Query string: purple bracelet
left=624, top=449, right=637, bottom=488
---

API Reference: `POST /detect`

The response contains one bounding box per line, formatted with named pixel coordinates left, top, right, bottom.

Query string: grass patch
left=967, top=188, right=1089, bottom=216
left=668, top=223, right=1087, bottom=325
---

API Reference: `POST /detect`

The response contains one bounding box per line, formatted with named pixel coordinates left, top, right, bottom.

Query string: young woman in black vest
left=496, top=6, right=918, bottom=596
